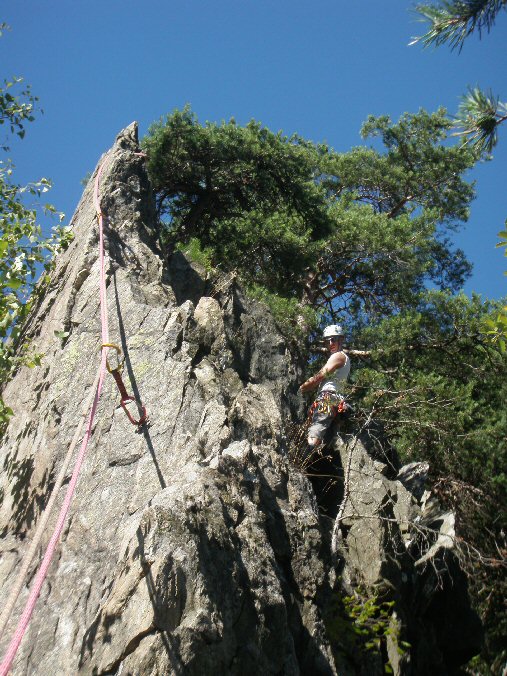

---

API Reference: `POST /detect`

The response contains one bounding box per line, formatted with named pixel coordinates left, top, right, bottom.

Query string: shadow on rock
left=2, top=450, right=52, bottom=536
left=256, top=466, right=336, bottom=675
left=113, top=272, right=166, bottom=490
left=164, top=251, right=207, bottom=306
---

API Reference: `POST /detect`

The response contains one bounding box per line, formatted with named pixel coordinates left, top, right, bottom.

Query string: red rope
left=0, top=157, right=111, bottom=675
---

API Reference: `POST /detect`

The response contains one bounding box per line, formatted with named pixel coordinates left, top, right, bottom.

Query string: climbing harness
left=288, top=394, right=348, bottom=471
left=0, top=151, right=148, bottom=674
left=101, top=342, right=148, bottom=427
left=308, top=392, right=347, bottom=418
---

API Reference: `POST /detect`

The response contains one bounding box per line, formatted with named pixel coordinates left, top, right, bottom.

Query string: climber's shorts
left=307, top=391, right=346, bottom=441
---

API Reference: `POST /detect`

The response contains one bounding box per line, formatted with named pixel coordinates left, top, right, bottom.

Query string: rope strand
left=0, top=366, right=102, bottom=638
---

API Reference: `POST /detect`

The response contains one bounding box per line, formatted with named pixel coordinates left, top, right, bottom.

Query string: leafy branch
left=0, top=26, right=70, bottom=435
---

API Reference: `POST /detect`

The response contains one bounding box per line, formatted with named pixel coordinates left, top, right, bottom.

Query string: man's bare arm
left=299, top=352, right=345, bottom=393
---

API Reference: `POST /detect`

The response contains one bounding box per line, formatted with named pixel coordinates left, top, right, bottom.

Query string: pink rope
left=0, top=365, right=106, bottom=675
left=94, top=159, right=109, bottom=347
left=0, top=158, right=110, bottom=675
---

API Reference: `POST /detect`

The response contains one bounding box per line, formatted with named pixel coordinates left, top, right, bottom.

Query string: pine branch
left=410, top=0, right=507, bottom=51
left=453, top=86, right=507, bottom=153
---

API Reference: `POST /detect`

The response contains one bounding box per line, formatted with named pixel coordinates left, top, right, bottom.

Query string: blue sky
left=2, top=1, right=506, bottom=299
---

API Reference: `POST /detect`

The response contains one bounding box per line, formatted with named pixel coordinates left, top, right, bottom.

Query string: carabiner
left=100, top=343, right=124, bottom=374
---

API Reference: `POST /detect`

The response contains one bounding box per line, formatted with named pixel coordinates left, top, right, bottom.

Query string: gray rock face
left=0, top=124, right=334, bottom=676
left=331, top=434, right=483, bottom=674
left=397, top=462, right=429, bottom=503
left=0, top=125, right=481, bottom=675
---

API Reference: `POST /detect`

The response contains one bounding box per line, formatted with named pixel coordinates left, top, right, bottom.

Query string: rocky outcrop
left=330, top=436, right=483, bottom=674
left=0, top=124, right=481, bottom=675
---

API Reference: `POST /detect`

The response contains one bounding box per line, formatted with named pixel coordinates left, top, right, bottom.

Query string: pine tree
left=143, top=107, right=476, bottom=328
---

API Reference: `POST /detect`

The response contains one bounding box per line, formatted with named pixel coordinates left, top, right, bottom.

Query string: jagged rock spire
left=0, top=126, right=336, bottom=675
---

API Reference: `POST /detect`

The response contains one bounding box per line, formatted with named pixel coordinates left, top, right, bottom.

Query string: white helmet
left=323, top=324, right=345, bottom=338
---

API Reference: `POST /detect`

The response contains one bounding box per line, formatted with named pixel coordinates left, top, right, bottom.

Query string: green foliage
left=405, top=19, right=507, bottom=659
left=1, top=27, right=70, bottom=435
left=142, top=105, right=331, bottom=248
left=246, top=283, right=319, bottom=341
left=0, top=78, right=37, bottom=150
left=302, top=108, right=476, bottom=327
left=411, top=2, right=507, bottom=158
left=175, top=237, right=216, bottom=274
left=0, top=398, right=13, bottom=436
left=411, top=0, right=507, bottom=51
left=352, top=291, right=506, bottom=480
left=211, top=210, right=321, bottom=296
left=358, top=109, right=475, bottom=222
left=342, top=591, right=397, bottom=646
left=326, top=585, right=406, bottom=673
left=410, top=2, right=507, bottom=390
left=0, top=25, right=39, bottom=151
left=496, top=221, right=507, bottom=255
left=455, top=87, right=507, bottom=154
left=144, top=106, right=477, bottom=328
left=483, top=220, right=507, bottom=350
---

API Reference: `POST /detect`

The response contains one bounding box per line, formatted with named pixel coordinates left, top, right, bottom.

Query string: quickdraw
left=101, top=343, right=149, bottom=428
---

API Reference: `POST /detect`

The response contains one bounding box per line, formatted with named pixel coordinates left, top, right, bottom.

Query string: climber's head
left=323, top=324, right=344, bottom=353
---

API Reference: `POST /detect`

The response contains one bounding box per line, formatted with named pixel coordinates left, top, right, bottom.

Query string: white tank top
left=319, top=353, right=351, bottom=394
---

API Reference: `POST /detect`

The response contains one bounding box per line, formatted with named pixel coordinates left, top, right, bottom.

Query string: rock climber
left=299, top=324, right=351, bottom=451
